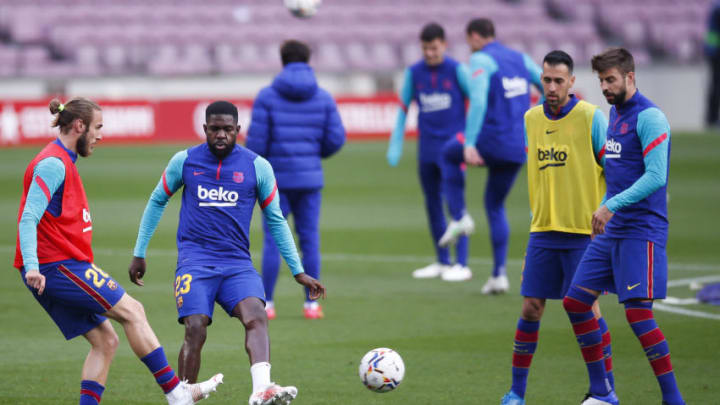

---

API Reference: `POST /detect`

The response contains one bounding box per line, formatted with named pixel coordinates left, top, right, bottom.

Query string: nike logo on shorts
left=627, top=282, right=641, bottom=291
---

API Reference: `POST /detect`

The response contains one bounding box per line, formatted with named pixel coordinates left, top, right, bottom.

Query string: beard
left=604, top=86, right=627, bottom=106
left=208, top=137, right=236, bottom=159
left=76, top=129, right=91, bottom=157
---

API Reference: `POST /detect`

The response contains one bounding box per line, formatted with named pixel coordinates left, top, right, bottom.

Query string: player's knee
left=241, top=306, right=268, bottom=330
left=104, top=331, right=120, bottom=354
left=521, top=299, right=544, bottom=321
left=183, top=321, right=208, bottom=346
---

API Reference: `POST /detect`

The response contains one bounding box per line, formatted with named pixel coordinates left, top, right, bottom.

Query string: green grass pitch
left=0, top=134, right=718, bottom=404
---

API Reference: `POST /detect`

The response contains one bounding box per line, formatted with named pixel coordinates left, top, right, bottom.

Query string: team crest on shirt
left=233, top=171, right=244, bottom=183
left=620, top=123, right=629, bottom=134
left=443, top=79, right=453, bottom=90
left=107, top=280, right=118, bottom=290
left=177, top=296, right=183, bottom=309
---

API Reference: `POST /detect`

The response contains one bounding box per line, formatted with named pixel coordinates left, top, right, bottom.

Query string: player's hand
left=386, top=143, right=402, bottom=167
left=25, top=270, right=46, bottom=295
left=128, top=256, right=147, bottom=287
left=591, top=205, right=614, bottom=237
left=464, top=146, right=485, bottom=166
left=294, top=273, right=326, bottom=300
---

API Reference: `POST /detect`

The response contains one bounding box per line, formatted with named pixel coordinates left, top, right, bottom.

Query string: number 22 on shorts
left=175, top=274, right=192, bottom=297
left=85, top=264, right=109, bottom=288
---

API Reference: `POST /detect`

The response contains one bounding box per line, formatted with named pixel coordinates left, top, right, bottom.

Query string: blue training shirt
left=388, top=56, right=469, bottom=165
left=525, top=95, right=609, bottom=249
left=602, top=90, right=671, bottom=245
left=133, top=143, right=304, bottom=275
left=464, top=41, right=543, bottom=165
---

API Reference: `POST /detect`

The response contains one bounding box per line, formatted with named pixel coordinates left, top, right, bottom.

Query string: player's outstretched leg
left=624, top=301, right=685, bottom=405
left=562, top=286, right=617, bottom=405
left=233, top=297, right=297, bottom=405
left=104, top=294, right=222, bottom=404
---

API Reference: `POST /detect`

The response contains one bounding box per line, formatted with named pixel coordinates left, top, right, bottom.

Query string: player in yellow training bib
left=500, top=51, right=611, bottom=405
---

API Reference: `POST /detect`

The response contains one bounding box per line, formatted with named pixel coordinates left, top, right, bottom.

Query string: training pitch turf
left=0, top=134, right=718, bottom=404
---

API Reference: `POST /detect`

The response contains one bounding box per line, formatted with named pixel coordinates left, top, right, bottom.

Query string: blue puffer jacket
left=246, top=62, right=346, bottom=191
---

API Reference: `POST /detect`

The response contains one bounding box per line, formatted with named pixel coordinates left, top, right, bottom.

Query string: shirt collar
left=616, top=89, right=641, bottom=114
left=543, top=94, right=579, bottom=120
left=54, top=138, right=78, bottom=163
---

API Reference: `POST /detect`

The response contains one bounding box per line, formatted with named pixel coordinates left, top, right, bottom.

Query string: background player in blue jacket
left=563, top=48, right=685, bottom=405
left=440, top=18, right=543, bottom=287
left=246, top=40, right=345, bottom=320
left=129, top=101, right=324, bottom=405
left=387, top=22, right=471, bottom=280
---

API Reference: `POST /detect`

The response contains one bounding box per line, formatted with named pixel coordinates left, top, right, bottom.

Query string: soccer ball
left=358, top=348, right=405, bottom=393
left=284, top=0, right=321, bottom=18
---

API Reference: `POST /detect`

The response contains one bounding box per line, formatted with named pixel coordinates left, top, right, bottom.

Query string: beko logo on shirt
left=502, top=76, right=528, bottom=98
left=537, top=144, right=569, bottom=170
left=197, top=184, right=239, bottom=207
left=605, top=139, right=622, bottom=159
left=419, top=92, right=451, bottom=113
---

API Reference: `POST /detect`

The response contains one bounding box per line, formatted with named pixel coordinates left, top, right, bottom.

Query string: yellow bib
left=525, top=100, right=605, bottom=235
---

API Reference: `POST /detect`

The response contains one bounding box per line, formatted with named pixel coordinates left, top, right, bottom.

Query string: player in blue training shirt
left=387, top=22, right=471, bottom=280
left=500, top=51, right=612, bottom=405
left=562, top=48, right=685, bottom=405
left=128, top=101, right=324, bottom=405
left=440, top=18, right=543, bottom=286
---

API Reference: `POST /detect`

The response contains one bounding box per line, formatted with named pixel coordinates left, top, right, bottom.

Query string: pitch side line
left=654, top=303, right=720, bottom=320
left=1, top=245, right=719, bottom=272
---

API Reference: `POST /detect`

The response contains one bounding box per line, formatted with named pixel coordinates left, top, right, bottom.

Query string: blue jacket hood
left=271, top=62, right=318, bottom=101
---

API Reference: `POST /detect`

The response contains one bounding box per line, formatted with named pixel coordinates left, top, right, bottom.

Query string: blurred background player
left=16, top=98, right=222, bottom=405
left=246, top=40, right=345, bottom=320
left=440, top=18, right=543, bottom=287
left=386, top=22, right=471, bottom=280
left=705, top=0, right=720, bottom=129
left=562, top=48, right=684, bottom=405
left=500, top=51, right=611, bottom=405
left=129, top=101, right=325, bottom=405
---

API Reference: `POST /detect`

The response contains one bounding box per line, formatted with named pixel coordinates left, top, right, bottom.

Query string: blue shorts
left=521, top=246, right=587, bottom=299
left=23, top=259, right=126, bottom=340
left=174, top=265, right=265, bottom=324
left=570, top=234, right=668, bottom=302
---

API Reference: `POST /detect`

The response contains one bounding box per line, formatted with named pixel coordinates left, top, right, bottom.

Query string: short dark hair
left=280, top=40, right=311, bottom=65
left=466, top=18, right=495, bottom=38
left=205, top=101, right=238, bottom=123
left=543, top=50, right=574, bottom=73
left=420, top=22, right=445, bottom=42
left=49, top=97, right=101, bottom=134
left=591, top=47, right=635, bottom=75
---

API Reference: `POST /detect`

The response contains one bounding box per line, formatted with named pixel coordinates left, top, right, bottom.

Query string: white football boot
left=249, top=383, right=298, bottom=405
left=166, top=373, right=223, bottom=405
left=580, top=390, right=619, bottom=405
left=440, top=264, right=472, bottom=282
left=438, top=213, right=475, bottom=247
left=412, top=263, right=451, bottom=279
left=481, top=274, right=509, bottom=294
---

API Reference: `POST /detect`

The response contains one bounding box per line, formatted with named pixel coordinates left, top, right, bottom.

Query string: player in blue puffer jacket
left=246, top=40, right=346, bottom=320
